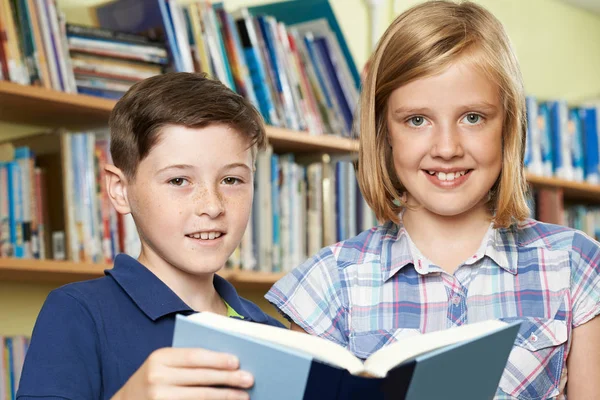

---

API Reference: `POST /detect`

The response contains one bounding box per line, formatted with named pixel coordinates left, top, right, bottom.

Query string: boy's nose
left=430, top=124, right=464, bottom=159
left=195, top=187, right=225, bottom=218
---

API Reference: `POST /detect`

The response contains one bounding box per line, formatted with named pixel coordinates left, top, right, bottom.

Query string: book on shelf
left=525, top=96, right=600, bottom=185
left=173, top=312, right=520, bottom=400
left=1, top=130, right=377, bottom=272
left=1, top=335, right=29, bottom=400
left=92, top=0, right=358, bottom=137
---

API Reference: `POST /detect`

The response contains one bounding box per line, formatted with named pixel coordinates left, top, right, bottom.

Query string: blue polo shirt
left=17, top=254, right=284, bottom=400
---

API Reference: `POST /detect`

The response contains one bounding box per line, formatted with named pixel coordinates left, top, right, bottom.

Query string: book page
left=364, top=320, right=508, bottom=377
left=186, top=312, right=366, bottom=374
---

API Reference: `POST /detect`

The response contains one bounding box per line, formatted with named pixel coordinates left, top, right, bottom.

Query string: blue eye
left=408, top=116, right=426, bottom=127
left=463, top=113, right=482, bottom=124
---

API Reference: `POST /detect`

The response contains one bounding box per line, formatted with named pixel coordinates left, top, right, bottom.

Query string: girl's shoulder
left=510, top=218, right=600, bottom=254
left=326, top=221, right=400, bottom=265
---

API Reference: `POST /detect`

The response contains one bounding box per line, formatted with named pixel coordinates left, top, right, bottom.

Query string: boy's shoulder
left=512, top=218, right=599, bottom=253
left=236, top=295, right=286, bottom=328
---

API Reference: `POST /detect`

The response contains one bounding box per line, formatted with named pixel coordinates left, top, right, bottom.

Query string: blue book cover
left=538, top=103, right=554, bottom=177
left=525, top=96, right=543, bottom=176
left=246, top=0, right=360, bottom=89
left=235, top=11, right=279, bottom=126
left=580, top=106, right=600, bottom=184
left=569, top=108, right=585, bottom=182
left=6, top=161, right=24, bottom=258
left=173, top=313, right=520, bottom=400
left=549, top=100, right=573, bottom=180
left=314, top=37, right=353, bottom=134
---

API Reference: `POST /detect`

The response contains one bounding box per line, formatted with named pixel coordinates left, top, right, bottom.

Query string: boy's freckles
left=127, top=123, right=254, bottom=278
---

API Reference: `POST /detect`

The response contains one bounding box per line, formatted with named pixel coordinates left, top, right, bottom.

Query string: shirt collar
left=381, top=218, right=519, bottom=282
left=106, top=254, right=268, bottom=322
left=381, top=221, right=418, bottom=282
left=484, top=225, right=519, bottom=274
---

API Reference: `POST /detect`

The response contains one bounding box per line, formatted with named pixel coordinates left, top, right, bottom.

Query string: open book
left=173, top=312, right=520, bottom=400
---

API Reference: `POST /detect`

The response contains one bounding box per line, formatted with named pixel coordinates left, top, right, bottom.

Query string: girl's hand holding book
left=111, top=347, right=253, bottom=400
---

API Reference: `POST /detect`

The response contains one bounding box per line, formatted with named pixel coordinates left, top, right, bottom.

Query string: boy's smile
left=386, top=55, right=503, bottom=218
left=119, top=124, right=254, bottom=282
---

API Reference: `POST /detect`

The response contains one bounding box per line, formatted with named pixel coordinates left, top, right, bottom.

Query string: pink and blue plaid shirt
left=265, top=218, right=600, bottom=399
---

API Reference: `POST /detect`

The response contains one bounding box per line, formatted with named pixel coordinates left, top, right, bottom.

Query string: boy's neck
left=137, top=250, right=228, bottom=316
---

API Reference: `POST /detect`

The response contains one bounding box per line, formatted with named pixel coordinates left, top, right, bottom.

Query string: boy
left=17, top=73, right=284, bottom=400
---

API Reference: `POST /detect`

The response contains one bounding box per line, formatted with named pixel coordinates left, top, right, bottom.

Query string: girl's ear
left=105, top=164, right=131, bottom=215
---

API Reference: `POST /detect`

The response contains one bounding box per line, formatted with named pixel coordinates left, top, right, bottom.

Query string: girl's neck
left=401, top=200, right=493, bottom=273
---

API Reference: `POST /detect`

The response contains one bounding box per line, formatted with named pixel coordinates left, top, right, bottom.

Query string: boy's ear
left=105, top=164, right=131, bottom=215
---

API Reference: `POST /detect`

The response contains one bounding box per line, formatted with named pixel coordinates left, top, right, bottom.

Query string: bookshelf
left=2, top=84, right=600, bottom=289
left=526, top=174, right=600, bottom=204
left=0, top=258, right=286, bottom=289
left=0, top=81, right=358, bottom=153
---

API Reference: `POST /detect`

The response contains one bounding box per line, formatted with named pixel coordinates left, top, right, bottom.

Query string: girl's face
left=386, top=58, right=503, bottom=219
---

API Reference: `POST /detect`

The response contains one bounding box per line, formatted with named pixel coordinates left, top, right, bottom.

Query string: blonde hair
left=357, top=0, right=529, bottom=228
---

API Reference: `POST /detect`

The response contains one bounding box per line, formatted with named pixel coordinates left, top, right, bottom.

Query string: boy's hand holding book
left=111, top=347, right=253, bottom=400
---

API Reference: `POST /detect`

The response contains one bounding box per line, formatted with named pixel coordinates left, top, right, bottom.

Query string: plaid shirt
left=265, top=218, right=600, bottom=399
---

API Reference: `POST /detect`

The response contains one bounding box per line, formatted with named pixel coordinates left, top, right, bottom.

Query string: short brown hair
left=109, top=72, right=266, bottom=180
left=357, top=0, right=529, bottom=228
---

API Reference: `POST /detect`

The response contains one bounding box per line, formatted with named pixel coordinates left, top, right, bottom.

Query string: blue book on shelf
left=173, top=313, right=520, bottom=400
left=569, top=108, right=585, bottom=182
left=549, top=100, right=573, bottom=180
left=538, top=103, right=554, bottom=177
left=246, top=0, right=360, bottom=89
left=6, top=161, right=24, bottom=258
left=580, top=106, right=600, bottom=184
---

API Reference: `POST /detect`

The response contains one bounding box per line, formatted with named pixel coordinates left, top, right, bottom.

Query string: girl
left=265, top=1, right=600, bottom=399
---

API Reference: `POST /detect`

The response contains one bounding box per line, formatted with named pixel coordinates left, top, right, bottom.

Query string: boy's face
left=118, top=124, right=254, bottom=276
left=386, top=57, right=503, bottom=218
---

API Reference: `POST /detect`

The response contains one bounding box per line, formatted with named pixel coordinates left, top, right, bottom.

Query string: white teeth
left=188, top=232, right=222, bottom=240
left=433, top=170, right=467, bottom=181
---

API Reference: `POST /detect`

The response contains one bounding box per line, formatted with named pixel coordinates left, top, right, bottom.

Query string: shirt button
left=452, top=296, right=461, bottom=305
left=417, top=260, right=422, bottom=269
left=530, top=333, right=538, bottom=343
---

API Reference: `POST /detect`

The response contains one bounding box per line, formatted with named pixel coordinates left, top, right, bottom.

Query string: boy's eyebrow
left=222, top=162, right=252, bottom=173
left=156, top=164, right=195, bottom=174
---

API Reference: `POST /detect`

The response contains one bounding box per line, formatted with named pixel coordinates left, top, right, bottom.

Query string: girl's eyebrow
left=393, top=102, right=499, bottom=116
left=457, top=102, right=499, bottom=113
left=393, top=106, right=432, bottom=115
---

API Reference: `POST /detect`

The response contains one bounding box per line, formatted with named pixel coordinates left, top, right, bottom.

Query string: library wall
left=2, top=0, right=600, bottom=337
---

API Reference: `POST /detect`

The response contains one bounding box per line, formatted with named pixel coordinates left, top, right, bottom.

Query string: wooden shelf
left=0, top=257, right=285, bottom=289
left=0, top=81, right=358, bottom=153
left=0, top=81, right=113, bottom=128
left=526, top=174, right=600, bottom=203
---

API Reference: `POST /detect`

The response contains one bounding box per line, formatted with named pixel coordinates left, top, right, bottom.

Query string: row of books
left=95, top=0, right=359, bottom=137
left=66, top=24, right=167, bottom=99
left=0, top=144, right=47, bottom=259
left=229, top=147, right=375, bottom=273
left=1, top=0, right=359, bottom=138
left=525, top=97, right=600, bottom=184
left=563, top=206, right=600, bottom=241
left=0, top=131, right=377, bottom=273
left=529, top=188, right=600, bottom=241
left=0, top=336, right=28, bottom=400
left=0, top=0, right=75, bottom=91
